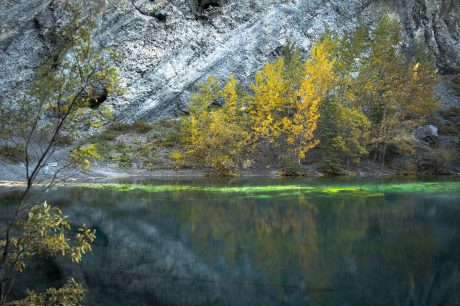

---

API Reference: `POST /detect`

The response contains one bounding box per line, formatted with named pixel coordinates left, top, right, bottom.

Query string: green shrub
left=159, top=132, right=181, bottom=148
left=452, top=75, right=460, bottom=96
left=440, top=106, right=460, bottom=119
left=108, top=123, right=130, bottom=133
left=0, top=145, right=25, bottom=164
left=143, top=160, right=156, bottom=171
left=109, top=153, right=133, bottom=169
left=86, top=129, right=119, bottom=158
left=98, top=130, right=119, bottom=142
left=109, top=120, right=152, bottom=134
left=109, top=143, right=134, bottom=168
left=148, top=119, right=181, bottom=148
left=438, top=123, right=458, bottom=135
left=55, top=135, right=75, bottom=147
left=117, top=153, right=133, bottom=168
left=138, top=144, right=155, bottom=158
left=170, top=150, right=185, bottom=169
left=278, top=161, right=306, bottom=177
left=130, top=120, right=153, bottom=133
left=416, top=146, right=454, bottom=174
left=153, top=119, right=179, bottom=129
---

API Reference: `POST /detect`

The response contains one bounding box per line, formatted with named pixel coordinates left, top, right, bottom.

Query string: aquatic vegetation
left=6, top=178, right=460, bottom=306
left=71, top=181, right=460, bottom=198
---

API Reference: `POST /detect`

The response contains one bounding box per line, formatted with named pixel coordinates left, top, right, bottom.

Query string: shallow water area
left=1, top=177, right=460, bottom=305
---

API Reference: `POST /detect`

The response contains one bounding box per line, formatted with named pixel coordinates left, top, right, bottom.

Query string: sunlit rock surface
left=1, top=0, right=459, bottom=120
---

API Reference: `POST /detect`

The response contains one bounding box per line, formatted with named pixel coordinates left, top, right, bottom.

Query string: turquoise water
left=2, top=178, right=460, bottom=305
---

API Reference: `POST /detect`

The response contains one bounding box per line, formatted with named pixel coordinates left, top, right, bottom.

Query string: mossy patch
left=107, top=144, right=133, bottom=168
left=86, top=119, right=180, bottom=170
left=109, top=120, right=153, bottom=134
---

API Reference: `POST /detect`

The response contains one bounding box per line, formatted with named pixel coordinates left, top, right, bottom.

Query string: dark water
left=2, top=178, right=460, bottom=306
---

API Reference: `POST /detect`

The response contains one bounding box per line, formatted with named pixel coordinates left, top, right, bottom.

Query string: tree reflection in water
left=2, top=179, right=460, bottom=305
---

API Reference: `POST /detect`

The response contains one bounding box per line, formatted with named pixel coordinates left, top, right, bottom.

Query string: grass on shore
left=87, top=119, right=180, bottom=170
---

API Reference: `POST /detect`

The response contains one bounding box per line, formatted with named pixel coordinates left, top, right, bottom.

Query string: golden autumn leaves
left=178, top=14, right=440, bottom=176
left=178, top=38, right=335, bottom=175
left=249, top=41, right=333, bottom=161
left=177, top=76, right=249, bottom=176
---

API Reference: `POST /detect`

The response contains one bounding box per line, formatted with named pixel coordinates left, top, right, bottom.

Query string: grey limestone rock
left=1, top=0, right=459, bottom=121
left=416, top=124, right=439, bottom=138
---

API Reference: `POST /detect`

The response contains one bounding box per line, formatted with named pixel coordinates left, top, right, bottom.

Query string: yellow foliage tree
left=180, top=76, right=219, bottom=165
left=249, top=43, right=330, bottom=164
left=248, top=59, right=289, bottom=146
left=180, top=18, right=440, bottom=174
left=180, top=76, right=248, bottom=175
left=286, top=37, right=337, bottom=161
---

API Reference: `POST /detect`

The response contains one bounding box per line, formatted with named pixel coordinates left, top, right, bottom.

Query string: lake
left=2, top=178, right=460, bottom=305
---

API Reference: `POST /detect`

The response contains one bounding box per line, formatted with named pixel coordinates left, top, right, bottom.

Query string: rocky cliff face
left=1, top=0, right=459, bottom=121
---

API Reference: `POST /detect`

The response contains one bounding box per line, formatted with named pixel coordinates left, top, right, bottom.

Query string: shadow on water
left=1, top=177, right=460, bottom=305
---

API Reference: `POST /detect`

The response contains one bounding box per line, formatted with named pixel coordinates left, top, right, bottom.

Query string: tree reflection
left=8, top=181, right=460, bottom=305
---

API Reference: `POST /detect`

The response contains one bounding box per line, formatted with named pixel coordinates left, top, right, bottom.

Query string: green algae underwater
left=70, top=180, right=460, bottom=199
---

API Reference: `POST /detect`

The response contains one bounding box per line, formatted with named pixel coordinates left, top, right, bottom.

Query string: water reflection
left=2, top=179, right=460, bottom=305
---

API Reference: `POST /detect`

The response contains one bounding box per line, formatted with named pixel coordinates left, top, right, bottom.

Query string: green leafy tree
left=0, top=7, right=122, bottom=305
left=0, top=9, right=121, bottom=187
left=281, top=42, right=306, bottom=99
left=359, top=14, right=439, bottom=166
left=317, top=30, right=371, bottom=172
left=319, top=102, right=370, bottom=172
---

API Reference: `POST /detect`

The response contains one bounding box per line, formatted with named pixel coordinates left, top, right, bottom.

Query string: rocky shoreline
left=1, top=160, right=459, bottom=188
